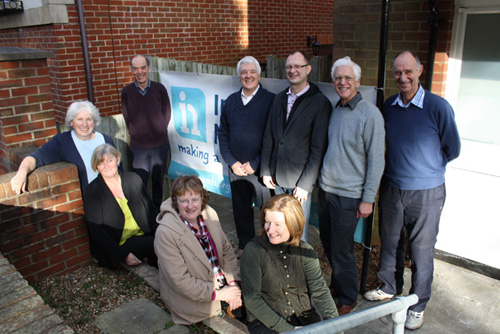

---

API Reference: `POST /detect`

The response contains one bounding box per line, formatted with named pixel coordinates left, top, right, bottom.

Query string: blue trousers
left=275, top=186, right=312, bottom=243
left=130, top=143, right=170, bottom=208
left=377, top=181, right=446, bottom=312
left=318, top=189, right=361, bottom=305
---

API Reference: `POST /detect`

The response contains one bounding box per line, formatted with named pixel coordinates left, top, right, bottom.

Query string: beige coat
left=154, top=198, right=240, bottom=325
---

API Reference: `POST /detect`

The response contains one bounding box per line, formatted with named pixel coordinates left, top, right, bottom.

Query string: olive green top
left=241, top=235, right=338, bottom=332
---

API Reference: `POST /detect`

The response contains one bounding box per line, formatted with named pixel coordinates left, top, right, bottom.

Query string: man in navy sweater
left=121, top=55, right=171, bottom=208
left=218, top=56, right=274, bottom=258
left=363, top=50, right=461, bottom=330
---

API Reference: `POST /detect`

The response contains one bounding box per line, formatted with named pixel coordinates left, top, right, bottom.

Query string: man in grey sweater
left=318, top=56, right=385, bottom=316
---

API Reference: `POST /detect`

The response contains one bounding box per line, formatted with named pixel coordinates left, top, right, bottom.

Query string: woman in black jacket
left=84, top=143, right=158, bottom=269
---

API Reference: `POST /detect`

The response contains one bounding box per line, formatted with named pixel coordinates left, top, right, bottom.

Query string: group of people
left=10, top=49, right=460, bottom=332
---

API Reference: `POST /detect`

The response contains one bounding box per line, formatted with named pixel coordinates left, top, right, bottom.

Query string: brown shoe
left=337, top=302, right=357, bottom=316
left=234, top=249, right=243, bottom=259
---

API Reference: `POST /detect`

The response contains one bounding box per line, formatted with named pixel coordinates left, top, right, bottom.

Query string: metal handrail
left=288, top=294, right=419, bottom=334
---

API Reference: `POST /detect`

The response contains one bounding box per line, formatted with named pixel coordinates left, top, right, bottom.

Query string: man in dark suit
left=260, top=50, right=331, bottom=242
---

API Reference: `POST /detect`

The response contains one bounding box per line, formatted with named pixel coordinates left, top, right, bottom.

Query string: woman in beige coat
left=154, top=175, right=242, bottom=325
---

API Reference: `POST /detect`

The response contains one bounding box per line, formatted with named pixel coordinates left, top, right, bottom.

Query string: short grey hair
left=91, top=143, right=121, bottom=172
left=392, top=50, right=421, bottom=70
left=130, top=54, right=150, bottom=69
left=237, top=56, right=261, bottom=76
left=330, top=56, right=362, bottom=81
left=65, top=100, right=101, bottom=128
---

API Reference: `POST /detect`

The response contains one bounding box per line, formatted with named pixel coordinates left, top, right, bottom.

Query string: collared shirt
left=392, top=84, right=425, bottom=109
left=335, top=92, right=362, bottom=110
left=286, top=84, right=310, bottom=120
left=134, top=79, right=151, bottom=96
left=241, top=85, right=260, bottom=106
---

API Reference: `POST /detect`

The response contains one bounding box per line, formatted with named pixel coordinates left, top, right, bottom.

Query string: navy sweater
left=383, top=91, right=461, bottom=190
left=218, top=85, right=275, bottom=171
left=30, top=131, right=115, bottom=195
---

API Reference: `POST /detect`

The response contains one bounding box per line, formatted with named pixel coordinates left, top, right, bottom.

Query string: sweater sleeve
left=30, top=134, right=65, bottom=168
left=361, top=108, right=386, bottom=203
left=218, top=98, right=238, bottom=167
left=241, top=242, right=295, bottom=332
left=259, top=101, right=277, bottom=177
left=438, top=100, right=461, bottom=162
left=303, top=244, right=338, bottom=320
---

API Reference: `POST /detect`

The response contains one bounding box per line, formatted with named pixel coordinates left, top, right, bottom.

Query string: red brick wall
left=0, top=58, right=58, bottom=173
left=0, top=0, right=334, bottom=121
left=333, top=0, right=454, bottom=97
left=0, top=163, right=91, bottom=283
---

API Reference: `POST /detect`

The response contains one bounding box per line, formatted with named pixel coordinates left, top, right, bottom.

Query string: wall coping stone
left=0, top=47, right=54, bottom=61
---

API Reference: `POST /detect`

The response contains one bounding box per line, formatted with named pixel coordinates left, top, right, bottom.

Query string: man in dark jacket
left=260, top=51, right=331, bottom=242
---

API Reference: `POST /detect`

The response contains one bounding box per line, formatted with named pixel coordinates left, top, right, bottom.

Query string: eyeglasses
left=334, top=76, right=355, bottom=83
left=285, top=64, right=309, bottom=71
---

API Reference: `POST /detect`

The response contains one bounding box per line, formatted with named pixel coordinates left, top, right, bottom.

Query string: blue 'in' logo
left=171, top=86, right=207, bottom=142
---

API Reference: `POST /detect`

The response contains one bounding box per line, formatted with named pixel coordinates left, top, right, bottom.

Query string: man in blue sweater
left=218, top=56, right=274, bottom=258
left=318, top=56, right=385, bottom=316
left=363, top=50, right=461, bottom=330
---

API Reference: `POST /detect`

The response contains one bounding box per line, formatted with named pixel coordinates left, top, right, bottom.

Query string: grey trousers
left=377, top=181, right=446, bottom=312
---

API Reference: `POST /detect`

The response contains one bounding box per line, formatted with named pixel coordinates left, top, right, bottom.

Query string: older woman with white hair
left=10, top=100, right=115, bottom=196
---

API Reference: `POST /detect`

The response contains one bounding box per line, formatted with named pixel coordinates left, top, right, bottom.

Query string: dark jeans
left=229, top=168, right=271, bottom=250
left=318, top=189, right=361, bottom=305
left=130, top=143, right=170, bottom=208
left=377, top=181, right=446, bottom=312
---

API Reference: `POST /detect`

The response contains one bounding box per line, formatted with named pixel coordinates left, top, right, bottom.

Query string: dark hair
left=260, top=194, right=304, bottom=246
left=170, top=175, right=209, bottom=213
left=288, top=50, right=310, bottom=64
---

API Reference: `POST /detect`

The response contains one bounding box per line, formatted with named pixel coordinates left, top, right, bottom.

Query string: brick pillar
left=0, top=164, right=91, bottom=283
left=0, top=47, right=58, bottom=173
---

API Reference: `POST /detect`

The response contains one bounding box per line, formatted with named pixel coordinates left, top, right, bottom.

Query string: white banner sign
left=160, top=71, right=377, bottom=197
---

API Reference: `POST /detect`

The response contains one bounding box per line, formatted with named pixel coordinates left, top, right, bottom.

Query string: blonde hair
left=91, top=143, right=121, bottom=172
left=260, top=194, right=304, bottom=246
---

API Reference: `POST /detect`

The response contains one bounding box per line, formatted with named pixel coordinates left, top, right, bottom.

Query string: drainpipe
left=361, top=0, right=390, bottom=294
left=425, top=0, right=442, bottom=91
left=75, top=0, right=94, bottom=103
left=376, top=0, right=390, bottom=111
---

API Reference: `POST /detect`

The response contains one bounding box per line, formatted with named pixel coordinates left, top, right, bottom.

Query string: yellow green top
left=116, top=197, right=145, bottom=245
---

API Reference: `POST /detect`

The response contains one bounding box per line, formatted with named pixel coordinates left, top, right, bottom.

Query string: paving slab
left=95, top=298, right=187, bottom=334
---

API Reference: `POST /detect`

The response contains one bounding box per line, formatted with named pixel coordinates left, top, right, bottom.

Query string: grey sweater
left=319, top=93, right=385, bottom=203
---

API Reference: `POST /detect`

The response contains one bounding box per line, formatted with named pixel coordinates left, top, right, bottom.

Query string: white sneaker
left=363, top=288, right=394, bottom=301
left=405, top=310, right=424, bottom=330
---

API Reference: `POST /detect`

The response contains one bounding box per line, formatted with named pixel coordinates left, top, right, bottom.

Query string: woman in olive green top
left=84, top=144, right=158, bottom=269
left=240, top=194, right=339, bottom=333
